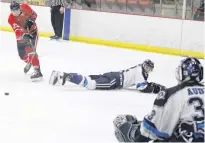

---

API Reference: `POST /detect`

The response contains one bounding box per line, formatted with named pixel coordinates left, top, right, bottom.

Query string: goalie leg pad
left=115, top=122, right=136, bottom=142
left=113, top=115, right=139, bottom=142
left=113, top=115, right=138, bottom=129
left=113, top=115, right=145, bottom=142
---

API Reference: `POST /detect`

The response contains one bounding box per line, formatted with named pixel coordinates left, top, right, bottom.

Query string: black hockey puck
left=5, top=92, right=9, bottom=96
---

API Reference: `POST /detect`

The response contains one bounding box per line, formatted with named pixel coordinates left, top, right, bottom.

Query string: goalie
left=49, top=59, right=164, bottom=94
left=113, top=57, right=204, bottom=142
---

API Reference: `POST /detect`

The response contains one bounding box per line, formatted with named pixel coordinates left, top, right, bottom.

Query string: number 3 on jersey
left=188, top=97, right=204, bottom=121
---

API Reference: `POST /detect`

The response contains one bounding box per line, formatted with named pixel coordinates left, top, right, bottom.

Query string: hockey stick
left=24, top=34, right=37, bottom=74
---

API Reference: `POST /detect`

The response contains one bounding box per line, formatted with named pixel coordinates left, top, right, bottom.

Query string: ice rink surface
left=0, top=31, right=204, bottom=143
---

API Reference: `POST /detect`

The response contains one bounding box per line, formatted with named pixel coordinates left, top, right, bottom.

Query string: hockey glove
left=113, top=115, right=141, bottom=142
left=171, top=120, right=204, bottom=142
left=149, top=82, right=165, bottom=94
left=138, top=82, right=165, bottom=94
left=24, top=19, right=34, bottom=30
left=22, top=34, right=34, bottom=47
left=22, top=33, right=33, bottom=41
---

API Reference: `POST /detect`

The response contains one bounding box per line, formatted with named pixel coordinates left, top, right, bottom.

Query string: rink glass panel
left=185, top=0, right=204, bottom=21
left=2, top=0, right=204, bottom=21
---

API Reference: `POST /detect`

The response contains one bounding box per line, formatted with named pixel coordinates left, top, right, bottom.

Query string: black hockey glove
left=22, top=33, right=33, bottom=41
left=149, top=82, right=166, bottom=94
left=113, top=115, right=141, bottom=142
left=170, top=120, right=204, bottom=142
left=24, top=19, right=34, bottom=30
left=139, top=82, right=165, bottom=94
left=22, top=34, right=34, bottom=47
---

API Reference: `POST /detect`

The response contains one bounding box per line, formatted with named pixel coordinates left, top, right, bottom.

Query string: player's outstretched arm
left=136, top=82, right=165, bottom=94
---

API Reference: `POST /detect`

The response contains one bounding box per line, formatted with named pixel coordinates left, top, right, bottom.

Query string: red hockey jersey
left=8, top=4, right=38, bottom=40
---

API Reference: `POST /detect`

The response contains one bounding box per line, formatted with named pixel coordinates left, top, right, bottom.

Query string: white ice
left=0, top=31, right=203, bottom=143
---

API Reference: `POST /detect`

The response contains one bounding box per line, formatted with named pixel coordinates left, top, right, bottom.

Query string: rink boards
left=0, top=2, right=204, bottom=59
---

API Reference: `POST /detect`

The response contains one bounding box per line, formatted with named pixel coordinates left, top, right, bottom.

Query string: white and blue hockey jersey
left=122, top=65, right=149, bottom=90
left=140, top=82, right=204, bottom=142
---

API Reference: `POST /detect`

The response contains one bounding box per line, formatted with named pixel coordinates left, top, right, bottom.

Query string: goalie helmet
left=142, top=59, right=154, bottom=73
left=10, top=1, right=20, bottom=11
left=175, top=57, right=203, bottom=83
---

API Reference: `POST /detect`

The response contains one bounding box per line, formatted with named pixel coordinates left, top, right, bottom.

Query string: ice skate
left=30, top=67, right=43, bottom=82
left=49, top=70, right=71, bottom=85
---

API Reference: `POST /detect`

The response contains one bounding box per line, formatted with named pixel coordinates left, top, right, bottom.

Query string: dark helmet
left=142, top=59, right=154, bottom=73
left=10, top=1, right=20, bottom=11
left=175, top=57, right=203, bottom=83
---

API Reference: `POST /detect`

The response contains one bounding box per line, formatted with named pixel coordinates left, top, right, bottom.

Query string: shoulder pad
left=154, top=84, right=186, bottom=107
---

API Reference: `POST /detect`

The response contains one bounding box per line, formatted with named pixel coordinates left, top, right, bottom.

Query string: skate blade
left=50, top=38, right=63, bottom=42
left=31, top=77, right=43, bottom=82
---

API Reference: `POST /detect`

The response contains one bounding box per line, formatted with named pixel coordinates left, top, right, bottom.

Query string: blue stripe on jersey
left=197, top=123, right=204, bottom=129
left=193, top=133, right=204, bottom=139
left=136, top=82, right=146, bottom=88
left=143, top=120, right=169, bottom=139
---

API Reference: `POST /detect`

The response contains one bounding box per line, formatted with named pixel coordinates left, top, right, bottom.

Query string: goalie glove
left=113, top=115, right=138, bottom=129
left=113, top=115, right=141, bottom=142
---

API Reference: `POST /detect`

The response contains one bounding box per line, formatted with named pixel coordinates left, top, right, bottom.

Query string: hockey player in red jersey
left=8, top=1, right=43, bottom=81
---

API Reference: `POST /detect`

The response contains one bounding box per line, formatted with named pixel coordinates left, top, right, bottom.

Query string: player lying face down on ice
left=8, top=1, right=43, bottom=81
left=49, top=59, right=164, bottom=94
left=113, top=57, right=204, bottom=142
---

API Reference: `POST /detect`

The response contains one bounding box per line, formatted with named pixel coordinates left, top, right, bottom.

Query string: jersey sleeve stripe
left=142, top=119, right=169, bottom=139
left=197, top=122, right=204, bottom=129
left=14, top=28, right=22, bottom=32
left=193, top=133, right=204, bottom=139
left=136, top=82, right=146, bottom=88
left=136, top=82, right=148, bottom=90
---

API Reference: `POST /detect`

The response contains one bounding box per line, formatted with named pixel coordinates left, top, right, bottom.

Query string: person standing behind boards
left=50, top=0, right=70, bottom=40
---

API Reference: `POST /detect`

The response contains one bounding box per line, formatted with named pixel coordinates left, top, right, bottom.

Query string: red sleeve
left=21, top=4, right=37, bottom=21
left=8, top=14, right=24, bottom=40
